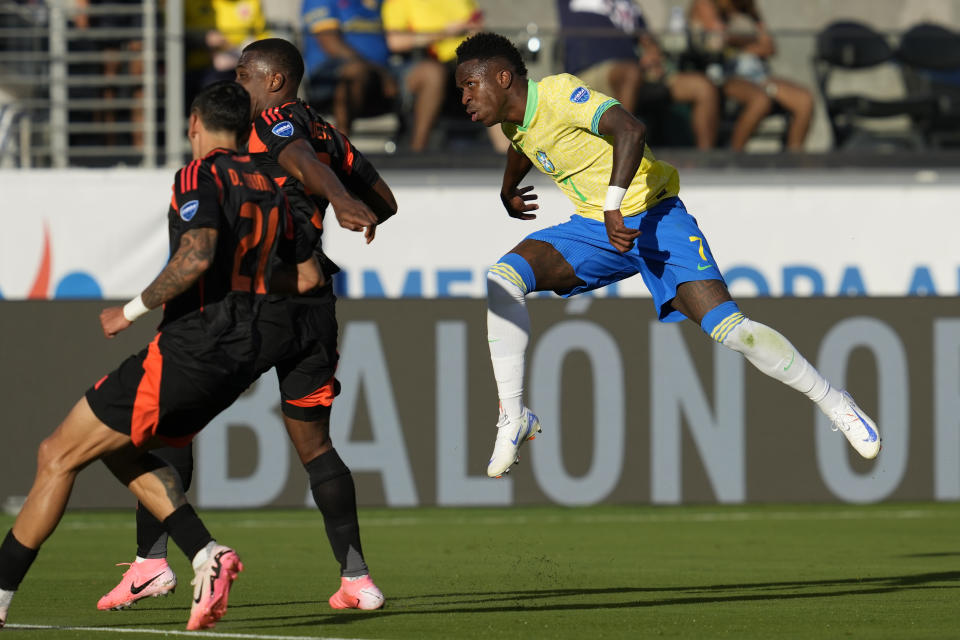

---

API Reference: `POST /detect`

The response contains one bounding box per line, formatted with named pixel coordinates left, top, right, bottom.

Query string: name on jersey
left=180, top=199, right=199, bottom=222
left=227, top=168, right=274, bottom=192
left=570, top=86, right=591, bottom=103
left=271, top=121, right=294, bottom=137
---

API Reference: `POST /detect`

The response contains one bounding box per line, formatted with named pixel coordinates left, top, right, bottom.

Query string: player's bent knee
left=488, top=254, right=536, bottom=299
left=699, top=300, right=746, bottom=346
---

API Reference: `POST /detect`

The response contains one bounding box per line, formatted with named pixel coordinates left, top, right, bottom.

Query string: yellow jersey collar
left=519, top=78, right=538, bottom=131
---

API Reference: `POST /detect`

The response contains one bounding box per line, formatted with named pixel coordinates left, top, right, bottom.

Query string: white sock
left=721, top=317, right=844, bottom=415
left=487, top=270, right=530, bottom=421
left=191, top=540, right=218, bottom=570
left=0, top=588, right=13, bottom=613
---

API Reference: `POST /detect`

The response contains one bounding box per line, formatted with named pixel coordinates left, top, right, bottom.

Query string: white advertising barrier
left=2, top=168, right=957, bottom=299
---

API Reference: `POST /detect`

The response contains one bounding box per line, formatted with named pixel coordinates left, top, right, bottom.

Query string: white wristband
left=122, top=294, right=150, bottom=322
left=604, top=186, right=627, bottom=211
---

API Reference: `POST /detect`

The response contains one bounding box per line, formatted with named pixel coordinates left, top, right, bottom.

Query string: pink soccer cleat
left=97, top=558, right=177, bottom=611
left=186, top=545, right=243, bottom=630
left=328, top=574, right=385, bottom=610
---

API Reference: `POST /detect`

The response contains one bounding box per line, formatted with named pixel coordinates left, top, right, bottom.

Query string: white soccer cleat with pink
left=328, top=574, right=384, bottom=610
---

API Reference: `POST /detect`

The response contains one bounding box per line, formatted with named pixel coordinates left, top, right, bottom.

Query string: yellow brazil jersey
left=501, top=74, right=680, bottom=220
left=381, top=0, right=476, bottom=63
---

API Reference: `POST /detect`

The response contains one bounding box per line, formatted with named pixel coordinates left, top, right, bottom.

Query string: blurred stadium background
left=3, top=0, right=960, bottom=515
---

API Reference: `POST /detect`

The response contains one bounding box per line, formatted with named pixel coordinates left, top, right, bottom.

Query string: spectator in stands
left=301, top=0, right=397, bottom=137
left=185, top=0, right=269, bottom=109
left=382, top=0, right=508, bottom=152
left=556, top=0, right=719, bottom=150
left=74, top=0, right=144, bottom=148
left=688, top=0, right=813, bottom=151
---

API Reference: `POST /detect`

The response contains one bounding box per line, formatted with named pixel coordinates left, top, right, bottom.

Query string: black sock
left=137, top=445, right=194, bottom=559
left=136, top=504, right=169, bottom=559
left=0, top=530, right=38, bottom=591
left=306, top=448, right=367, bottom=577
left=161, top=505, right=212, bottom=563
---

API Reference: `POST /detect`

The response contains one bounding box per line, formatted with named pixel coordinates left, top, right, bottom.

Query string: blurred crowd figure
left=302, top=0, right=508, bottom=152
left=688, top=0, right=813, bottom=150
left=185, top=0, right=268, bottom=111
left=556, top=0, right=719, bottom=149
left=381, top=0, right=508, bottom=151
left=301, top=0, right=397, bottom=137
left=556, top=0, right=814, bottom=151
left=73, top=0, right=144, bottom=148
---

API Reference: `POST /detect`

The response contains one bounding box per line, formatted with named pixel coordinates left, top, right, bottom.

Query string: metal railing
left=0, top=0, right=183, bottom=168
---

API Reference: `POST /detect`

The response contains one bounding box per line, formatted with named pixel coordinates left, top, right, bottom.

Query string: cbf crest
left=535, top=150, right=556, bottom=174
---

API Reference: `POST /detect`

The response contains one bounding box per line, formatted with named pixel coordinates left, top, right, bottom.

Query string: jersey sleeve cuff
left=591, top=99, right=620, bottom=135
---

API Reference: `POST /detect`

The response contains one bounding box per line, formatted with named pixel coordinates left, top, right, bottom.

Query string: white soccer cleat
left=827, top=391, right=881, bottom=459
left=487, top=406, right=541, bottom=478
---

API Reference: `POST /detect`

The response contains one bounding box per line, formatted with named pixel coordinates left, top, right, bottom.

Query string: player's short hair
left=242, top=38, right=305, bottom=87
left=190, top=81, right=251, bottom=140
left=456, top=32, right=527, bottom=78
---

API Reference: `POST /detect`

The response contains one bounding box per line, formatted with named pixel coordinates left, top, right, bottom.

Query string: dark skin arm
left=270, top=255, right=324, bottom=295
left=499, top=146, right=538, bottom=220
left=346, top=175, right=399, bottom=243
left=100, top=227, right=217, bottom=338
left=315, top=29, right=362, bottom=60
left=597, top=105, right=647, bottom=253
left=277, top=138, right=378, bottom=233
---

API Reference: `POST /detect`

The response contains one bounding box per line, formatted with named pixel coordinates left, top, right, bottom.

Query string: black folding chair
left=897, top=22, right=960, bottom=148
left=813, top=20, right=936, bottom=149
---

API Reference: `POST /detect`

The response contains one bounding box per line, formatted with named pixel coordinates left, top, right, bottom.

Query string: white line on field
left=52, top=507, right=955, bottom=531
left=5, top=623, right=360, bottom=640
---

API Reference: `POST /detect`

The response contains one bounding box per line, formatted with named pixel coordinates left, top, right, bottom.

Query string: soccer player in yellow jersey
left=454, top=33, right=882, bottom=478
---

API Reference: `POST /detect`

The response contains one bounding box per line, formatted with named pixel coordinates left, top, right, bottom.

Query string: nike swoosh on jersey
left=130, top=573, right=164, bottom=595
left=697, top=263, right=712, bottom=271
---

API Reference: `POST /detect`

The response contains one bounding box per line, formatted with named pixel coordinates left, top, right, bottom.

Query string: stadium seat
left=896, top=22, right=960, bottom=148
left=813, top=20, right=936, bottom=150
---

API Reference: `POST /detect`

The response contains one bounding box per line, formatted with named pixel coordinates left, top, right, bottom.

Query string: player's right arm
left=277, top=138, right=378, bottom=233
left=100, top=228, right=217, bottom=338
left=499, top=146, right=538, bottom=220
left=101, top=161, right=222, bottom=338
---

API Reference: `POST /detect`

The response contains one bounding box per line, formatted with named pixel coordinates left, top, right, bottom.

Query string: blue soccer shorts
left=524, top=196, right=725, bottom=322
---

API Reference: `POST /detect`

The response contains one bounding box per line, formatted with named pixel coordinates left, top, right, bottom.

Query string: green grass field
left=2, top=504, right=958, bottom=639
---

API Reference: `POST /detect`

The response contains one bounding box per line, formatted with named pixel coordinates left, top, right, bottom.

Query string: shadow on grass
left=55, top=570, right=960, bottom=631
left=219, top=569, right=960, bottom=630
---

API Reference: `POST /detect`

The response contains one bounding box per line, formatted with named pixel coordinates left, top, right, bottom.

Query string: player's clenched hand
left=364, top=223, right=377, bottom=244
left=500, top=185, right=539, bottom=220
left=100, top=306, right=131, bottom=339
left=331, top=196, right=378, bottom=233
left=603, top=209, right=641, bottom=253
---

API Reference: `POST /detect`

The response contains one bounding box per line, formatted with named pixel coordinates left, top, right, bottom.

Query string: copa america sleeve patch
left=570, top=86, right=591, bottom=103
left=271, top=121, right=294, bottom=137
left=180, top=199, right=199, bottom=221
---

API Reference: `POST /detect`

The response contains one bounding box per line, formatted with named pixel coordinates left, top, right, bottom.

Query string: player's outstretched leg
left=97, top=446, right=193, bottom=610
left=110, top=454, right=245, bottom=630
left=301, top=446, right=384, bottom=610
left=486, top=259, right=542, bottom=477
left=701, top=300, right=881, bottom=459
